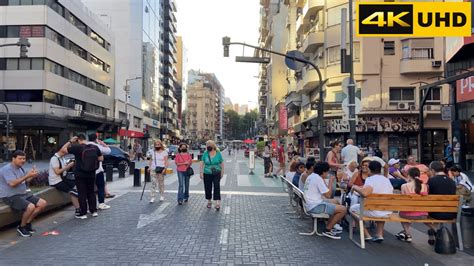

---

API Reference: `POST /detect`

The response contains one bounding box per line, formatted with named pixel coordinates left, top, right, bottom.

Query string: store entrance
left=421, top=129, right=447, bottom=164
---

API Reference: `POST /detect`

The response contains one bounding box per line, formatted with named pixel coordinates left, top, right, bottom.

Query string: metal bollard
left=105, top=165, right=113, bottom=182
left=129, top=161, right=135, bottom=175
left=133, top=168, right=141, bottom=187
left=144, top=166, right=151, bottom=182
left=118, top=163, right=126, bottom=178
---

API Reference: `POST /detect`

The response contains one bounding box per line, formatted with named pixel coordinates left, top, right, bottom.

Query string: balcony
left=296, top=67, right=324, bottom=93
left=302, top=0, right=324, bottom=22
left=301, top=30, right=323, bottom=53
left=400, top=58, right=443, bottom=75
left=259, top=95, right=267, bottom=106
left=296, top=15, right=304, bottom=35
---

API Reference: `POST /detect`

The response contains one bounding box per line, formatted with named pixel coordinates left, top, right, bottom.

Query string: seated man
left=292, top=162, right=305, bottom=187
left=388, top=158, right=407, bottom=190
left=450, top=166, right=473, bottom=207
left=0, top=150, right=48, bottom=237
left=350, top=160, right=394, bottom=242
left=48, top=147, right=81, bottom=217
left=303, top=162, right=347, bottom=240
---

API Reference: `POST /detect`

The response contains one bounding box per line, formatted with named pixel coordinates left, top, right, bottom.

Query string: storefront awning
left=118, top=129, right=145, bottom=138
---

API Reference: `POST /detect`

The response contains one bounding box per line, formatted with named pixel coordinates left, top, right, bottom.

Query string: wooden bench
left=349, top=194, right=464, bottom=250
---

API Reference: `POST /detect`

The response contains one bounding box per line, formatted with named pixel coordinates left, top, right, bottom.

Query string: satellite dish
left=285, top=50, right=306, bottom=71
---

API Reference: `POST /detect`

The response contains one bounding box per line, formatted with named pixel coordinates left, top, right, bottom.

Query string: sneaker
left=25, top=223, right=36, bottom=234
left=91, top=212, right=98, bottom=217
left=75, top=214, right=87, bottom=219
left=396, top=231, right=406, bottom=240
left=184, top=199, right=188, bottom=203
left=105, top=193, right=116, bottom=199
left=330, top=228, right=343, bottom=235
left=462, top=204, right=470, bottom=208
left=160, top=196, right=165, bottom=202
left=178, top=201, right=183, bottom=205
left=149, top=197, right=155, bottom=203
left=98, top=203, right=111, bottom=210
left=322, top=230, right=341, bottom=240
left=333, top=224, right=343, bottom=232
left=404, top=234, right=412, bottom=243
left=17, top=226, right=32, bottom=237
left=372, top=237, right=384, bottom=243
left=75, top=208, right=81, bottom=216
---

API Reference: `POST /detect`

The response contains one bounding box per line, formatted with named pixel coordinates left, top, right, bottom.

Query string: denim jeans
left=95, top=172, right=105, bottom=204
left=177, top=171, right=190, bottom=201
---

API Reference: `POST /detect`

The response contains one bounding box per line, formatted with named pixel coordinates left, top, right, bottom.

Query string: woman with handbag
left=175, top=143, right=193, bottom=205
left=148, top=140, right=168, bottom=203
left=200, top=140, right=224, bottom=210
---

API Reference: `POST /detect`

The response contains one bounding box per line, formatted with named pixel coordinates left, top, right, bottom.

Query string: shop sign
left=441, top=105, right=453, bottom=121
left=279, top=106, right=288, bottom=130
left=457, top=75, right=474, bottom=103
left=326, top=116, right=419, bottom=133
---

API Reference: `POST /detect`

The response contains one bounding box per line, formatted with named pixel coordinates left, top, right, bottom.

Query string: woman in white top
left=148, top=140, right=168, bottom=203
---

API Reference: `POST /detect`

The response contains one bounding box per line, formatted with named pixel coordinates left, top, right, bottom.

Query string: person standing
left=88, top=133, right=111, bottom=210
left=175, top=143, right=193, bottom=205
left=48, top=148, right=80, bottom=216
left=341, top=139, right=363, bottom=165
left=200, top=140, right=224, bottom=210
left=133, top=141, right=144, bottom=161
left=64, top=135, right=102, bottom=219
left=276, top=142, right=286, bottom=176
left=0, top=151, right=48, bottom=237
left=444, top=140, right=454, bottom=169
left=148, top=140, right=168, bottom=203
left=263, top=142, right=274, bottom=177
left=326, top=141, right=344, bottom=197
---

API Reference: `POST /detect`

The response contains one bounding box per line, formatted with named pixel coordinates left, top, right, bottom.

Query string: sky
left=176, top=0, right=260, bottom=109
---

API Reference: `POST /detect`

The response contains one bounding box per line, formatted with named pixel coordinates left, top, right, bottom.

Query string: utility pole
left=124, top=77, right=141, bottom=151
left=0, top=103, right=10, bottom=161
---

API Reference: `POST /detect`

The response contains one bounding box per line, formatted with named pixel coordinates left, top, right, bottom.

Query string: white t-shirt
left=364, top=174, right=393, bottom=217
left=48, top=153, right=66, bottom=186
left=303, top=173, right=329, bottom=211
left=455, top=173, right=473, bottom=192
left=341, top=144, right=360, bottom=164
left=285, top=171, right=295, bottom=181
left=151, top=150, right=167, bottom=168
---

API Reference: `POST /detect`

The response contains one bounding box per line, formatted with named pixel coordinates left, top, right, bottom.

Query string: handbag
left=154, top=151, right=165, bottom=174
left=207, top=152, right=220, bottom=176
left=186, top=166, right=194, bottom=176
left=56, top=155, right=75, bottom=181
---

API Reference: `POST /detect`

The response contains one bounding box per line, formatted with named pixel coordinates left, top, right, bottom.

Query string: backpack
left=81, top=144, right=99, bottom=172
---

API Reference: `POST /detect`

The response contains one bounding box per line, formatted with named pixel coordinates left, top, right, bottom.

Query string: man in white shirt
left=48, top=148, right=80, bottom=217
left=303, top=162, right=347, bottom=240
left=350, top=160, right=394, bottom=242
left=341, top=139, right=363, bottom=165
left=88, top=133, right=111, bottom=210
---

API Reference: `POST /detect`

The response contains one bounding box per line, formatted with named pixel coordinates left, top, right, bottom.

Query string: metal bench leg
left=359, top=220, right=365, bottom=249
left=300, top=218, right=318, bottom=236
left=349, top=215, right=365, bottom=249
left=456, top=221, right=464, bottom=251
left=349, top=215, right=354, bottom=240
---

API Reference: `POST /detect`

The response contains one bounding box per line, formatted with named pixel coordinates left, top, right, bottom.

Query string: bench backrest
left=362, top=194, right=462, bottom=214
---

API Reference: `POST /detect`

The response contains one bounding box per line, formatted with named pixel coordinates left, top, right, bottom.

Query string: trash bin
left=452, top=207, right=474, bottom=249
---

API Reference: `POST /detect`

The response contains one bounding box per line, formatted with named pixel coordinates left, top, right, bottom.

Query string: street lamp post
left=124, top=77, right=142, bottom=151
left=0, top=103, right=10, bottom=161
left=222, top=37, right=327, bottom=159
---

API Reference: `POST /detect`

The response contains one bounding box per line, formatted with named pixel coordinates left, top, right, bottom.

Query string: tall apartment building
left=82, top=0, right=179, bottom=146
left=186, top=71, right=224, bottom=142
left=259, top=0, right=450, bottom=163
left=175, top=36, right=187, bottom=134
left=0, top=0, right=115, bottom=160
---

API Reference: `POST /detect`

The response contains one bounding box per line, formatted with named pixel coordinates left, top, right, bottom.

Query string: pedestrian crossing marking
left=237, top=174, right=280, bottom=187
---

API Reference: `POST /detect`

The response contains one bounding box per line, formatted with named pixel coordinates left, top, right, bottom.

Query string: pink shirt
left=175, top=153, right=192, bottom=172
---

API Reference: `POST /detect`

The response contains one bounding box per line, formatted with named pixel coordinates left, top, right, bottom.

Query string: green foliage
left=225, top=109, right=259, bottom=139
left=256, top=141, right=265, bottom=152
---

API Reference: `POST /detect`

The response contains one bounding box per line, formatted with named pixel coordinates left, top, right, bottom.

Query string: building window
left=402, top=38, right=434, bottom=59
left=423, top=87, right=441, bottom=104
left=70, top=42, right=87, bottom=60
left=6, top=58, right=18, bottom=70
left=0, top=58, right=5, bottom=70
left=327, top=43, right=360, bottom=65
left=389, top=87, right=415, bottom=104
left=18, top=58, right=31, bottom=70
left=31, top=58, right=43, bottom=70
left=7, top=25, right=19, bottom=38
left=4, top=90, right=43, bottom=102
left=384, top=41, right=395, bottom=55
left=133, top=116, right=142, bottom=128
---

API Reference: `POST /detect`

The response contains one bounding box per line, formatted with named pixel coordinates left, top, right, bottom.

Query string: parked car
left=103, top=146, right=131, bottom=172
left=168, top=145, right=178, bottom=160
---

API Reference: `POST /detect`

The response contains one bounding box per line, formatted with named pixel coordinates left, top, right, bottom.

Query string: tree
left=225, top=109, right=240, bottom=139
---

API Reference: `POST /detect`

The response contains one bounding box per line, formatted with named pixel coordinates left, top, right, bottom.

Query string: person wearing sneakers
left=148, top=139, right=168, bottom=203
left=350, top=160, right=394, bottom=243
left=87, top=133, right=111, bottom=210
left=48, top=148, right=80, bottom=217
left=303, top=162, right=347, bottom=239
left=0, top=150, right=48, bottom=237
left=64, top=135, right=103, bottom=219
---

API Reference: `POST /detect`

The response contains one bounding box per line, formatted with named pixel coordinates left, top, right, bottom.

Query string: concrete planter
left=0, top=187, right=71, bottom=229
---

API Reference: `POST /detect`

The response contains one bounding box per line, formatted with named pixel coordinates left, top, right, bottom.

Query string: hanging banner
left=457, top=75, right=474, bottom=103
left=279, top=105, right=288, bottom=130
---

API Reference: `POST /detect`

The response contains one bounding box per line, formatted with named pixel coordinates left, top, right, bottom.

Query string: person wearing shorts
left=303, top=162, right=347, bottom=239
left=48, top=149, right=80, bottom=216
left=0, top=150, right=48, bottom=237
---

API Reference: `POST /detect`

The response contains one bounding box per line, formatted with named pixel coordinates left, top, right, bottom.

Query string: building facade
left=0, top=0, right=115, bottom=160
left=259, top=0, right=451, bottom=163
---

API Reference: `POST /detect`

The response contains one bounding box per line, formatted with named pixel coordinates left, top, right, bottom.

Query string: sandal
left=215, top=204, right=220, bottom=211
left=207, top=202, right=212, bottom=209
left=105, top=193, right=115, bottom=198
left=428, top=229, right=436, bottom=245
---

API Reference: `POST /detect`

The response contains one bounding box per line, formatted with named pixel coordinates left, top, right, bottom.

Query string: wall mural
left=326, top=116, right=420, bottom=133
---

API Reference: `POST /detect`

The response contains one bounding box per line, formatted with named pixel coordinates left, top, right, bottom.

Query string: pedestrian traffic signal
left=222, top=36, right=230, bottom=57
left=18, top=37, right=31, bottom=58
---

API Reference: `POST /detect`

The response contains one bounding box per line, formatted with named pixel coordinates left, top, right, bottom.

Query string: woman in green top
left=200, top=140, right=224, bottom=210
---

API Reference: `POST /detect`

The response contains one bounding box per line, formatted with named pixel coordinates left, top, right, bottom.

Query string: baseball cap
left=388, top=158, right=400, bottom=166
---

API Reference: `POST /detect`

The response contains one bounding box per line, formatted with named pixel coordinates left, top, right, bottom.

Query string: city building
left=259, top=0, right=451, bottom=163
left=175, top=35, right=187, bottom=134
left=82, top=0, right=179, bottom=147
left=224, top=97, right=233, bottom=112
left=186, top=71, right=224, bottom=142
left=0, top=0, right=115, bottom=160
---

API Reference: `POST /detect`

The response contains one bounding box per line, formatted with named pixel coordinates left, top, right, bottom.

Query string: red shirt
left=175, top=153, right=192, bottom=172
left=278, top=146, right=285, bottom=163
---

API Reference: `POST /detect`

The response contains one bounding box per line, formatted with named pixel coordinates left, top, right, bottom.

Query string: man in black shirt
left=425, top=160, right=457, bottom=245
left=61, top=134, right=103, bottom=219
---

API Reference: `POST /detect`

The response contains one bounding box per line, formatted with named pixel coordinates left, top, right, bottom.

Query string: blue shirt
left=0, top=163, right=27, bottom=198
left=444, top=145, right=453, bottom=162
left=293, top=171, right=302, bottom=187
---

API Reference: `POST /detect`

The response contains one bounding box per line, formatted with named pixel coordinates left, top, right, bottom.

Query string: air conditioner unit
left=409, top=104, right=417, bottom=111
left=74, top=104, right=83, bottom=117
left=297, top=41, right=302, bottom=48
left=397, top=102, right=409, bottom=110
left=432, top=60, right=442, bottom=68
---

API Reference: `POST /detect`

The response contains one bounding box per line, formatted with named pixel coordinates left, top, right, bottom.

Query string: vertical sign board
left=249, top=150, right=255, bottom=170
left=457, top=75, right=474, bottom=103
left=279, top=105, right=288, bottom=130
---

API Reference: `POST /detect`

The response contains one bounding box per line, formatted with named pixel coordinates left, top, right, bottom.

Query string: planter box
left=0, top=187, right=71, bottom=229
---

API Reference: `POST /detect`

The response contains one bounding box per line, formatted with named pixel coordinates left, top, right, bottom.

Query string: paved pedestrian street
left=0, top=152, right=473, bottom=265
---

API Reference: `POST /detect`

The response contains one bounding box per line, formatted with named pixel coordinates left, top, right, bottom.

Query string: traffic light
left=18, top=37, right=31, bottom=58
left=222, top=36, right=230, bottom=57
